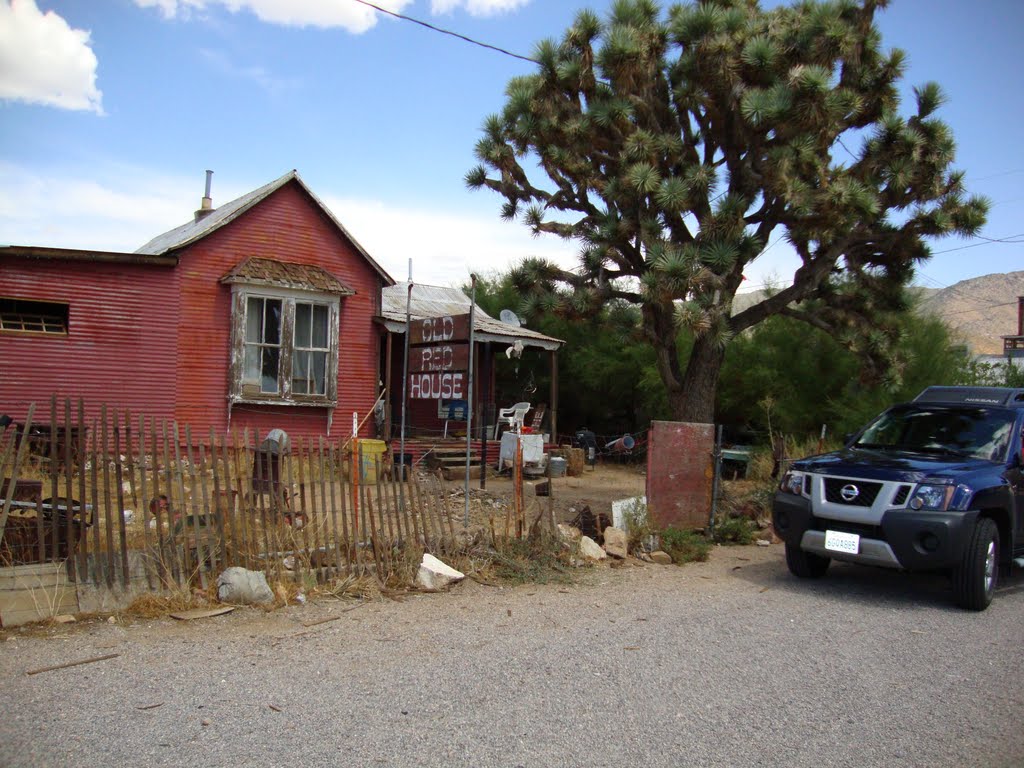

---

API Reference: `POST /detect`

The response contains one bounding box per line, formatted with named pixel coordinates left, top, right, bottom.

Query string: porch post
left=550, top=349, right=558, bottom=443
left=384, top=331, right=393, bottom=438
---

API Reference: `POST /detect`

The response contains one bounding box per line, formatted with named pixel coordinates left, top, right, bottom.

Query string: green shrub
left=712, top=515, right=756, bottom=545
left=659, top=527, right=711, bottom=564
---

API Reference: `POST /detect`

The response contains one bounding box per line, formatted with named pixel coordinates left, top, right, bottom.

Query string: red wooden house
left=0, top=170, right=394, bottom=440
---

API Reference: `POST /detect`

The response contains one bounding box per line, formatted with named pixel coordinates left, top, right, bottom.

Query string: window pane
left=261, top=347, right=280, bottom=393
left=244, top=346, right=260, bottom=383
left=293, top=350, right=309, bottom=394
left=295, top=303, right=312, bottom=348
left=264, top=299, right=282, bottom=344
left=311, top=351, right=327, bottom=395
left=246, top=297, right=263, bottom=343
left=312, top=305, right=329, bottom=348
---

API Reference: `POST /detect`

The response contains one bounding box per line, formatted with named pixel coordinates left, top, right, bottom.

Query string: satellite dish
left=499, top=309, right=521, bottom=327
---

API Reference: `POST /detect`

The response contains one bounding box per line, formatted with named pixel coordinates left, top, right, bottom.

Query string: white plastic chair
left=494, top=402, right=530, bottom=438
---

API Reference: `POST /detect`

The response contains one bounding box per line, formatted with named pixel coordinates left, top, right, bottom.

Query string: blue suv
left=772, top=386, right=1024, bottom=610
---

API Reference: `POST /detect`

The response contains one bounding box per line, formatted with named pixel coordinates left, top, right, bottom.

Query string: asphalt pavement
left=2, top=545, right=1022, bottom=768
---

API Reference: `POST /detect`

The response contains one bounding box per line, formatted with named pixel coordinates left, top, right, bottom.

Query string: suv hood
left=791, top=448, right=995, bottom=483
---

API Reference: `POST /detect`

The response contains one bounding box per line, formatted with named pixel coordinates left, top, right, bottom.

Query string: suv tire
left=952, top=517, right=999, bottom=611
left=785, top=542, right=830, bottom=578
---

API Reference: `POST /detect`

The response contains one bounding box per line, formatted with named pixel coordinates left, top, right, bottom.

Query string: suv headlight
left=780, top=471, right=806, bottom=496
left=909, top=484, right=953, bottom=511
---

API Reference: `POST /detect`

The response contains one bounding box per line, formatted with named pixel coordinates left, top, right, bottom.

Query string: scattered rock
left=578, top=536, right=607, bottom=561
left=217, top=567, right=274, bottom=605
left=650, top=551, right=673, bottom=565
left=602, top=526, right=628, bottom=559
left=557, top=523, right=581, bottom=543
left=756, top=539, right=771, bottom=547
left=53, top=614, right=76, bottom=624
left=416, top=553, right=465, bottom=592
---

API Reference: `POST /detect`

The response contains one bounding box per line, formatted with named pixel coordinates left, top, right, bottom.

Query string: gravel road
left=2, top=544, right=1022, bottom=768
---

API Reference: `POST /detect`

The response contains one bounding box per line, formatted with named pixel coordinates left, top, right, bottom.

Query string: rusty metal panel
left=0, top=257, right=179, bottom=427
left=173, top=182, right=387, bottom=440
left=645, top=420, right=714, bottom=530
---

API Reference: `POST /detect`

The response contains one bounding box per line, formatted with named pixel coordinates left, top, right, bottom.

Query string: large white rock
left=217, top=567, right=274, bottom=605
left=602, top=526, right=628, bottom=559
left=578, top=535, right=607, bottom=561
left=416, top=553, right=465, bottom=592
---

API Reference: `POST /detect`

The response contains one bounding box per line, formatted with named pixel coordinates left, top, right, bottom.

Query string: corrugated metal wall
left=173, top=181, right=386, bottom=440
left=0, top=259, right=179, bottom=425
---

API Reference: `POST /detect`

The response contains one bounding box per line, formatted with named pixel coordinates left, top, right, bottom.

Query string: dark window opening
left=0, top=298, right=69, bottom=335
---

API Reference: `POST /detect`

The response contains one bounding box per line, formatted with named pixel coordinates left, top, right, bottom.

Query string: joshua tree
left=467, top=0, right=987, bottom=422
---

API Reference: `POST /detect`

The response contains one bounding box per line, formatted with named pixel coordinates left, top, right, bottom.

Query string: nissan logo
left=840, top=484, right=860, bottom=502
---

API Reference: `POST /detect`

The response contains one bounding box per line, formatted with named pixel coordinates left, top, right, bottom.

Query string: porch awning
left=380, top=282, right=562, bottom=352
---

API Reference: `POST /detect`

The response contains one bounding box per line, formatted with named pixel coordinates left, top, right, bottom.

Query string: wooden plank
left=114, top=411, right=130, bottom=589
left=408, top=343, right=469, bottom=373
left=49, top=396, right=59, bottom=564
left=407, top=371, right=467, bottom=401
left=408, top=313, right=470, bottom=345
left=76, top=399, right=88, bottom=582
left=101, top=406, right=115, bottom=588
left=89, top=420, right=102, bottom=586
left=137, top=414, right=154, bottom=590
left=170, top=606, right=236, bottom=621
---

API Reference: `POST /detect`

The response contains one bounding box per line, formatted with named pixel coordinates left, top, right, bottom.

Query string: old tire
left=785, top=542, right=830, bottom=578
left=952, top=517, right=999, bottom=611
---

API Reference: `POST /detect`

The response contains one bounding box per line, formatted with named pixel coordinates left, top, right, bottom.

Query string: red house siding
left=173, top=182, right=385, bottom=441
left=0, top=259, right=179, bottom=426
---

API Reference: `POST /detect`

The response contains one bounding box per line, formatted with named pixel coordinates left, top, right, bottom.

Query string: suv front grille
left=892, top=484, right=912, bottom=506
left=824, top=478, right=881, bottom=507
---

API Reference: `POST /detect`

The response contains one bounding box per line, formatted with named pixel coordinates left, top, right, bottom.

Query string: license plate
left=825, top=530, right=860, bottom=554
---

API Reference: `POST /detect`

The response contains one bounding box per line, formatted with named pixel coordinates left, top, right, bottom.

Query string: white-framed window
left=229, top=287, right=340, bottom=406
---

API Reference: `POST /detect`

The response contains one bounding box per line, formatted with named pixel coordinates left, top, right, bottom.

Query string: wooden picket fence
left=0, top=398, right=456, bottom=596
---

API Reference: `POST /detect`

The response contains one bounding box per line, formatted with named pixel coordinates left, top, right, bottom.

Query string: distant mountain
left=916, top=271, right=1024, bottom=355
left=733, top=271, right=1024, bottom=356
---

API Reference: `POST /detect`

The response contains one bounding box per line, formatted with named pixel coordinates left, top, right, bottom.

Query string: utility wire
left=350, top=0, right=538, bottom=64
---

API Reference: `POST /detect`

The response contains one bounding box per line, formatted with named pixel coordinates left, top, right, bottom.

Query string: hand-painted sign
left=408, top=371, right=466, bottom=400
left=409, top=313, right=471, bottom=345
left=409, top=343, right=469, bottom=373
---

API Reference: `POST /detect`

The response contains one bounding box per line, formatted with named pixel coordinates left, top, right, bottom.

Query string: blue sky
left=1, top=0, right=1021, bottom=295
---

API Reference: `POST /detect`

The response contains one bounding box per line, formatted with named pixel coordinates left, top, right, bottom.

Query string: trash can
left=548, top=456, right=567, bottom=477
left=358, top=439, right=387, bottom=483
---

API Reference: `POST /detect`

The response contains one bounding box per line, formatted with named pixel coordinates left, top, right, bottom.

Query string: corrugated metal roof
left=381, top=282, right=562, bottom=350
left=135, top=170, right=395, bottom=286
left=221, top=257, right=355, bottom=295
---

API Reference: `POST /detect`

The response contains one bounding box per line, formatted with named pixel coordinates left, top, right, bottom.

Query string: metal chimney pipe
left=194, top=170, right=215, bottom=221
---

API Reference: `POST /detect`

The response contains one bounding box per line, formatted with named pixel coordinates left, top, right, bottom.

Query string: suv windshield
left=853, top=405, right=1014, bottom=462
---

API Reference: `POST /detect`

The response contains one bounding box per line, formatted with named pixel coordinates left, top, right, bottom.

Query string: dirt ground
left=434, top=460, right=650, bottom=530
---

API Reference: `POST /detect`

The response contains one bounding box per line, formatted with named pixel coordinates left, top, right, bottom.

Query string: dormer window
left=222, top=258, right=353, bottom=407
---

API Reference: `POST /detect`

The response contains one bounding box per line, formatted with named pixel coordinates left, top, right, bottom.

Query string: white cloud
left=0, top=0, right=102, bottom=113
left=324, top=196, right=579, bottom=286
left=133, top=0, right=413, bottom=32
left=431, top=0, right=531, bottom=16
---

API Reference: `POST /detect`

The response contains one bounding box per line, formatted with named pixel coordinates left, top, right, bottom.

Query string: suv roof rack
left=913, top=386, right=1024, bottom=407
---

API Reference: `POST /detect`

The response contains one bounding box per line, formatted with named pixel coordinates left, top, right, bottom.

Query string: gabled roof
left=381, top=282, right=563, bottom=351
left=221, top=257, right=355, bottom=295
left=136, top=170, right=394, bottom=286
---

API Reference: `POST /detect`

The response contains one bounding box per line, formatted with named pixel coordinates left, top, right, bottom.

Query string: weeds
left=659, top=527, right=711, bottom=564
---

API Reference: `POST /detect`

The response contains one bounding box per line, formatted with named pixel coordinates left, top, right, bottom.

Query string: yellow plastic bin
left=358, top=439, right=387, bottom=483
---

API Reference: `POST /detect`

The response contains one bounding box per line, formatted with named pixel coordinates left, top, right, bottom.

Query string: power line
left=350, top=0, right=538, bottom=64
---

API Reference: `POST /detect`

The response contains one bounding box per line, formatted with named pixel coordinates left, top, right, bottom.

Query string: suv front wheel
left=785, top=541, right=830, bottom=578
left=952, top=517, right=999, bottom=611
